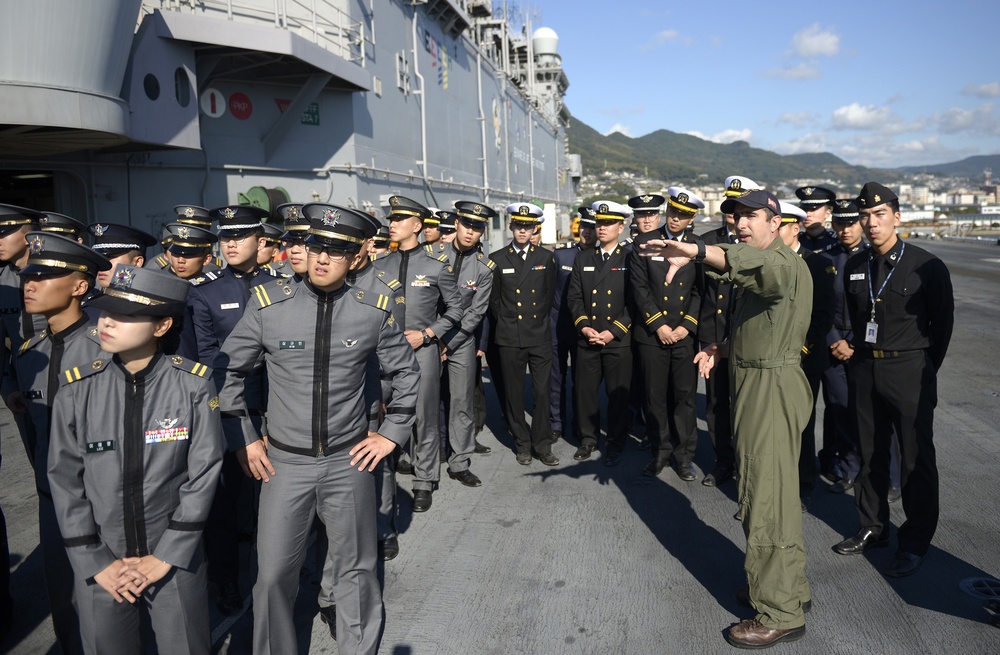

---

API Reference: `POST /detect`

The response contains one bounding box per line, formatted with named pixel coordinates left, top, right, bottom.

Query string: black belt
left=859, top=349, right=920, bottom=359
left=267, top=432, right=365, bottom=458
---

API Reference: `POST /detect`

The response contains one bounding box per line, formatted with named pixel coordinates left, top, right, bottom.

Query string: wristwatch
left=694, top=240, right=707, bottom=263
left=422, top=330, right=434, bottom=346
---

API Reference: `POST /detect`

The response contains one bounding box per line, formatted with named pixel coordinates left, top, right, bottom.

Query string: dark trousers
left=575, top=345, right=632, bottom=450
left=850, top=351, right=940, bottom=555
left=640, top=340, right=698, bottom=465
left=798, top=351, right=828, bottom=497
left=822, top=359, right=861, bottom=480
left=498, top=343, right=552, bottom=456
left=549, top=332, right=577, bottom=438
left=206, top=451, right=245, bottom=587
left=704, top=354, right=734, bottom=470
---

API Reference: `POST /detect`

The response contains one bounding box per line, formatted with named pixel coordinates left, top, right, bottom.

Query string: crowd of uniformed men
left=0, top=173, right=952, bottom=652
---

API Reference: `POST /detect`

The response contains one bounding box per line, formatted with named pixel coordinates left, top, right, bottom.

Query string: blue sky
left=522, top=0, right=1000, bottom=168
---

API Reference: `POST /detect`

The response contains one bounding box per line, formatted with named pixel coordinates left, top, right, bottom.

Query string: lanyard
left=866, top=241, right=905, bottom=322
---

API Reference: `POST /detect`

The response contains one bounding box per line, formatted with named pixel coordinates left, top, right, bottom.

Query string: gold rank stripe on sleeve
left=683, top=314, right=699, bottom=326
left=574, top=315, right=589, bottom=326
left=253, top=284, right=273, bottom=308
left=644, top=311, right=663, bottom=326
left=64, top=366, right=83, bottom=384
left=613, top=320, right=630, bottom=333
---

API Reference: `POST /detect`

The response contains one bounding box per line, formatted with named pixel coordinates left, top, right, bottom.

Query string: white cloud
left=963, top=82, right=1000, bottom=98
left=605, top=123, right=633, bottom=137
left=596, top=106, right=646, bottom=119
left=762, top=63, right=821, bottom=80
left=684, top=128, right=752, bottom=144
left=770, top=133, right=829, bottom=155
left=791, top=24, right=840, bottom=58
left=777, top=111, right=816, bottom=127
left=935, top=103, right=1000, bottom=135
left=831, top=102, right=893, bottom=130
left=640, top=28, right=693, bottom=52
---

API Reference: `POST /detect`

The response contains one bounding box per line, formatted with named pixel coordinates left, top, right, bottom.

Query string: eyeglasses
left=219, top=235, right=252, bottom=245
left=306, top=244, right=350, bottom=260
left=280, top=238, right=306, bottom=248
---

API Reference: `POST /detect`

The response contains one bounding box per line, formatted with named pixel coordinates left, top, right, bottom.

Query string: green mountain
left=567, top=116, right=877, bottom=187
left=896, top=154, right=1000, bottom=179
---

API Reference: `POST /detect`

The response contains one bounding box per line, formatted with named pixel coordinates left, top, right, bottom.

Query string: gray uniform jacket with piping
left=216, top=277, right=420, bottom=454
left=47, top=352, right=224, bottom=579
left=370, top=244, right=463, bottom=334
left=433, top=241, right=494, bottom=350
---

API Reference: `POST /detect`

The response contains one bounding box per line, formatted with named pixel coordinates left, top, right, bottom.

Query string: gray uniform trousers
left=411, top=345, right=442, bottom=492
left=254, top=446, right=381, bottom=655
left=76, top=551, right=210, bottom=655
left=444, top=337, right=477, bottom=473
left=38, top=494, right=84, bottom=654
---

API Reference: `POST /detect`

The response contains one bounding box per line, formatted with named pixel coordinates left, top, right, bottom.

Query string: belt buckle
left=873, top=350, right=884, bottom=359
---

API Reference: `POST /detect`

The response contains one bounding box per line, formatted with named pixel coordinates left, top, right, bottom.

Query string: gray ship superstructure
left=0, top=0, right=579, bottom=247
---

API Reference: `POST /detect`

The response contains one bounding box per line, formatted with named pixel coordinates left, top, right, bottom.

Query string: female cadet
left=47, top=264, right=224, bottom=655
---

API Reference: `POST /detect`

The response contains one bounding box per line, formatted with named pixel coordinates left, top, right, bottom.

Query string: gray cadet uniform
left=47, top=265, right=224, bottom=655
left=437, top=201, right=496, bottom=474
left=12, top=231, right=111, bottom=655
left=218, top=275, right=420, bottom=655
left=370, top=197, right=463, bottom=494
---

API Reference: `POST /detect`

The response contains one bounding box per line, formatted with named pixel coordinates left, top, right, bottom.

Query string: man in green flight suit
left=641, top=188, right=812, bottom=649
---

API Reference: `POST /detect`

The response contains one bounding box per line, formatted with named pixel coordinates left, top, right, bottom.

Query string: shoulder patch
left=424, top=244, right=435, bottom=254
left=18, top=330, right=48, bottom=356
left=155, top=255, right=168, bottom=267
left=191, top=270, right=222, bottom=286
left=484, top=258, right=496, bottom=270
left=353, top=290, right=391, bottom=312
left=251, top=278, right=296, bottom=309
left=170, top=355, right=212, bottom=378
left=62, top=357, right=110, bottom=385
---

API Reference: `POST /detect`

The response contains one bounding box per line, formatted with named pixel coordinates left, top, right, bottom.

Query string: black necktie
left=603, top=251, right=610, bottom=263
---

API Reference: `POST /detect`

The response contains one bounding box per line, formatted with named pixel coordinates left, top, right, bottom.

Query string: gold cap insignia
left=874, top=194, right=881, bottom=202
left=677, top=193, right=689, bottom=204
left=730, top=179, right=741, bottom=190
left=390, top=196, right=400, bottom=206
left=473, top=204, right=483, bottom=215
left=177, top=226, right=190, bottom=239
left=640, top=195, right=652, bottom=203
left=803, top=187, right=814, bottom=196
left=323, top=209, right=340, bottom=227
left=519, top=205, right=531, bottom=216
left=222, top=208, right=236, bottom=220
left=598, top=204, right=609, bottom=213
left=39, top=216, right=49, bottom=225
left=288, top=206, right=299, bottom=218
left=93, top=224, right=107, bottom=237
left=184, top=207, right=195, bottom=218
left=28, top=235, right=44, bottom=255
left=112, top=266, right=136, bottom=289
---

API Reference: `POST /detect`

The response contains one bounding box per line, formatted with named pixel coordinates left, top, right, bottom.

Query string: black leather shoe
left=736, top=586, right=811, bottom=614
left=833, top=528, right=889, bottom=555
left=447, top=468, right=482, bottom=487
left=820, top=466, right=844, bottom=484
left=888, top=487, right=902, bottom=504
left=884, top=551, right=924, bottom=577
left=412, top=489, right=433, bottom=512
left=702, top=466, right=734, bottom=487
left=516, top=452, right=532, bottom=466
left=675, top=461, right=697, bottom=482
left=573, top=444, right=595, bottom=460
left=829, top=478, right=855, bottom=493
left=603, top=450, right=623, bottom=467
left=551, top=430, right=563, bottom=443
left=318, top=604, right=337, bottom=639
left=474, top=439, right=492, bottom=454
left=216, top=582, right=243, bottom=615
left=537, top=452, right=560, bottom=467
left=396, top=459, right=415, bottom=475
left=378, top=535, right=399, bottom=561
left=638, top=436, right=651, bottom=450
left=643, top=459, right=667, bottom=477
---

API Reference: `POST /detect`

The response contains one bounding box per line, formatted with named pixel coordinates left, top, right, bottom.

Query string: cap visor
left=87, top=292, right=184, bottom=317
left=18, top=264, right=75, bottom=277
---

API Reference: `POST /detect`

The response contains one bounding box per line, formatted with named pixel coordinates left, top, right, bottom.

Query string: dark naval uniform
left=799, top=227, right=837, bottom=254
left=488, top=242, right=557, bottom=459
left=146, top=251, right=225, bottom=275
left=438, top=240, right=494, bottom=474
left=796, top=246, right=836, bottom=500
left=16, top=318, right=103, bottom=654
left=551, top=243, right=581, bottom=441
left=822, top=238, right=868, bottom=483
left=844, top=233, right=953, bottom=560
left=567, top=242, right=633, bottom=455
left=370, top=244, right=462, bottom=494
left=218, top=277, right=419, bottom=655
left=697, top=224, right=738, bottom=479
left=629, top=227, right=702, bottom=472
left=48, top=353, right=224, bottom=655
